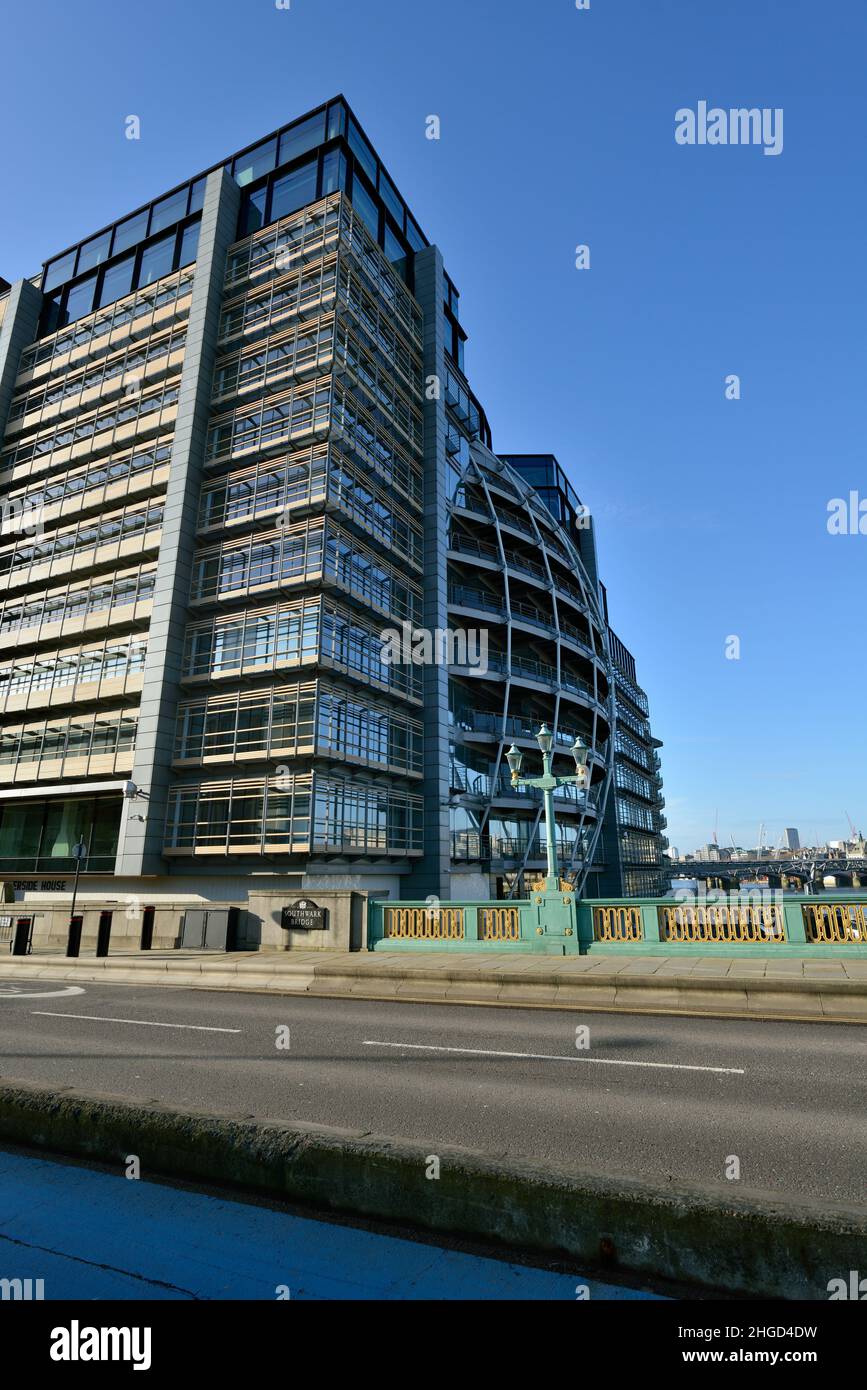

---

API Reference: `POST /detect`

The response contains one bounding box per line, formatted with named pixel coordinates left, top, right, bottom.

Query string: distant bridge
left=672, top=858, right=867, bottom=890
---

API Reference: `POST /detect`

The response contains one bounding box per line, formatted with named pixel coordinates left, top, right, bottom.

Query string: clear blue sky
left=2, top=0, right=864, bottom=853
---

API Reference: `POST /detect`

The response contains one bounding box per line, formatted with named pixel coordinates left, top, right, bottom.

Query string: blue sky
left=2, top=0, right=864, bottom=853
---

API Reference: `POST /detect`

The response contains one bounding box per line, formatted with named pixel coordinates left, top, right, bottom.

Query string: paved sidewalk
left=2, top=948, right=867, bottom=1020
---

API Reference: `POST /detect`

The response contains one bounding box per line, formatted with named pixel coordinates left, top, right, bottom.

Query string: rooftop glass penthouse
left=0, top=97, right=668, bottom=905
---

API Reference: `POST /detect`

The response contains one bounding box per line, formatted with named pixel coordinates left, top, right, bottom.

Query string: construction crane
left=846, top=812, right=859, bottom=842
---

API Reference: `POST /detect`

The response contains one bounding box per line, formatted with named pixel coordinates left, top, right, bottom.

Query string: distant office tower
left=0, top=97, right=669, bottom=908
left=784, top=828, right=801, bottom=850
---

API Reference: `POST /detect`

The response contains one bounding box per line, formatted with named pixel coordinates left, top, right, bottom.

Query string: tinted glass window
left=113, top=209, right=149, bottom=255
left=239, top=187, right=267, bottom=237
left=43, top=251, right=76, bottom=292
left=179, top=221, right=200, bottom=267
left=40, top=293, right=63, bottom=336
left=234, top=137, right=277, bottom=187
left=278, top=114, right=324, bottom=167
left=406, top=217, right=425, bottom=253
left=98, top=253, right=135, bottom=309
left=64, top=273, right=97, bottom=324
left=348, top=120, right=377, bottom=184
left=77, top=230, right=112, bottom=275
left=349, top=174, right=379, bottom=239
left=326, top=102, right=346, bottom=140
left=321, top=150, right=346, bottom=196
left=150, top=187, right=188, bottom=235
left=188, top=177, right=207, bottom=214
left=270, top=159, right=318, bottom=220
left=379, top=172, right=403, bottom=229
left=138, top=232, right=176, bottom=288
left=384, top=223, right=406, bottom=266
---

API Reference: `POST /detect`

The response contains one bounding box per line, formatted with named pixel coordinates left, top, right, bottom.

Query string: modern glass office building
left=0, top=97, right=669, bottom=905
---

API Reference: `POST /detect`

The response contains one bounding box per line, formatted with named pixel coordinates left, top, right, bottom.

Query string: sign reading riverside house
left=281, top=899, right=328, bottom=932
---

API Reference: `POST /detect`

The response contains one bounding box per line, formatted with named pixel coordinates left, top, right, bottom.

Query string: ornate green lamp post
left=506, top=726, right=590, bottom=894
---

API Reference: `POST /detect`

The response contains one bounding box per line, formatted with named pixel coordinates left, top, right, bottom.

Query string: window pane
left=350, top=173, right=379, bottom=239
left=278, top=113, right=325, bottom=167
left=150, top=187, right=188, bottom=235
left=234, top=137, right=277, bottom=187
left=188, top=177, right=206, bottom=214
left=379, top=171, right=403, bottom=229
left=113, top=208, right=149, bottom=255
left=239, top=187, right=267, bottom=237
left=64, top=273, right=97, bottom=324
left=270, top=158, right=317, bottom=220
left=179, top=220, right=200, bottom=266
left=384, top=223, right=408, bottom=278
left=321, top=150, right=346, bottom=196
left=43, top=250, right=76, bottom=292
left=98, top=253, right=135, bottom=309
left=326, top=102, right=346, bottom=140
left=406, top=217, right=425, bottom=253
left=77, top=230, right=112, bottom=275
left=138, top=232, right=176, bottom=288
left=348, top=119, right=377, bottom=184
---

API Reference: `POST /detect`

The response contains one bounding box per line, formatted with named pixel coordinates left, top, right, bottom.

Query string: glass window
left=348, top=119, right=377, bottom=184
left=406, top=217, right=425, bottom=253
left=234, top=136, right=277, bottom=187
left=150, top=187, right=188, bottom=235
left=379, top=171, right=403, bottom=229
left=384, top=223, right=408, bottom=278
left=77, top=230, right=112, bottom=275
left=43, top=250, right=76, bottom=292
left=138, top=232, right=176, bottom=288
left=270, top=158, right=318, bottom=220
left=98, top=253, right=135, bottom=309
left=178, top=220, right=200, bottom=266
left=321, top=150, right=346, bottom=196
left=113, top=208, right=149, bottom=255
left=64, top=273, right=97, bottom=324
left=349, top=173, right=379, bottom=240
left=326, top=102, right=346, bottom=141
left=239, top=187, right=267, bottom=237
left=278, top=113, right=325, bottom=167
left=39, top=293, right=63, bottom=336
left=188, top=177, right=206, bottom=214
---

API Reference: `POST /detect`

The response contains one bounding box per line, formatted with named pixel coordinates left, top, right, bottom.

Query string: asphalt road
left=1, top=977, right=865, bottom=1204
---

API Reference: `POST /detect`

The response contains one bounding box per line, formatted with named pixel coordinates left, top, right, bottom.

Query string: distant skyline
left=2, top=0, right=864, bottom=853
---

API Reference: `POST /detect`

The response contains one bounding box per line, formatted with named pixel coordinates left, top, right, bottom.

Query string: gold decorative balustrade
left=594, top=906, right=643, bottom=942
left=480, top=907, right=520, bottom=942
left=660, top=903, right=785, bottom=945
left=803, top=903, right=867, bottom=944
left=383, top=906, right=464, bottom=941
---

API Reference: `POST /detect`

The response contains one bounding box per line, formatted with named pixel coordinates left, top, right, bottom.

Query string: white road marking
left=0, top=984, right=85, bottom=999
left=362, top=1040, right=744, bottom=1075
left=31, top=1011, right=241, bottom=1034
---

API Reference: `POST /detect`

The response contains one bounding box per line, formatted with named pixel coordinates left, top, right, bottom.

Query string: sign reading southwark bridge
left=281, top=900, right=329, bottom=932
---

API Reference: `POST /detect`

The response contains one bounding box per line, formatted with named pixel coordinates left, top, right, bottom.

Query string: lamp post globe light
left=507, top=725, right=590, bottom=897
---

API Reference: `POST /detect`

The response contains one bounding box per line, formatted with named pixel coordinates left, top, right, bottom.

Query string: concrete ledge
left=2, top=952, right=867, bottom=1021
left=0, top=1078, right=861, bottom=1299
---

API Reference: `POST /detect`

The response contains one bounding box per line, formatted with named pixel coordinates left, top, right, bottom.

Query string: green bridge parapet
left=368, top=893, right=867, bottom=956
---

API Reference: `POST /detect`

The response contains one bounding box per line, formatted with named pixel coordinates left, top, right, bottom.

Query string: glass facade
left=0, top=96, right=666, bottom=899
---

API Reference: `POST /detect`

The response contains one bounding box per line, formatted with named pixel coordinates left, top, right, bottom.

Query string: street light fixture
left=507, top=724, right=592, bottom=893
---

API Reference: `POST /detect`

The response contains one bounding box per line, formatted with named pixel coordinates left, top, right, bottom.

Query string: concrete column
left=406, top=246, right=451, bottom=900
left=0, top=279, right=43, bottom=440
left=115, top=169, right=241, bottom=876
